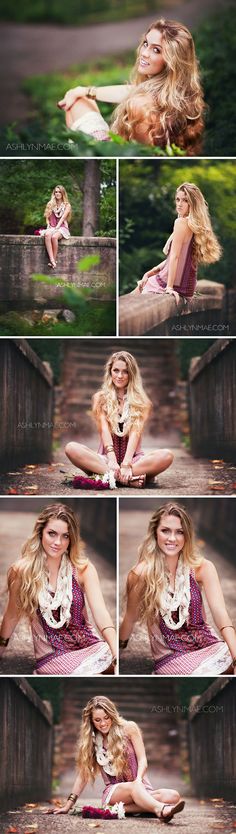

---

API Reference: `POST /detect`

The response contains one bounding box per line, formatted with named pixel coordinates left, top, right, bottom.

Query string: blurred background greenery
left=119, top=159, right=236, bottom=294
left=0, top=0, right=161, bottom=25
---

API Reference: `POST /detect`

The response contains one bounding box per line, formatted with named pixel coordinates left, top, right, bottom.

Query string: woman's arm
left=197, top=559, right=236, bottom=667
left=119, top=566, right=144, bottom=643
left=120, top=425, right=146, bottom=483
left=138, top=260, right=167, bottom=290
left=58, top=84, right=133, bottom=111
left=165, top=218, right=186, bottom=290
left=54, top=204, right=71, bottom=230
left=46, top=771, right=88, bottom=814
left=0, top=571, right=22, bottom=656
left=126, top=721, right=148, bottom=780
left=99, top=411, right=121, bottom=478
left=82, top=563, right=117, bottom=659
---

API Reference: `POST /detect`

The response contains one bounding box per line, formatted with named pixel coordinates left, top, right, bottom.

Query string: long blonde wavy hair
left=175, top=183, right=222, bottom=263
left=111, top=19, right=204, bottom=154
left=129, top=503, right=203, bottom=625
left=92, top=351, right=151, bottom=436
left=8, top=503, right=87, bottom=617
left=76, top=696, right=132, bottom=782
left=44, top=184, right=72, bottom=221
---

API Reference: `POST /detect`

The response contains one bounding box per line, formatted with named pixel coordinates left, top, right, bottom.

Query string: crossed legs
left=108, top=782, right=182, bottom=819
left=65, top=442, right=173, bottom=483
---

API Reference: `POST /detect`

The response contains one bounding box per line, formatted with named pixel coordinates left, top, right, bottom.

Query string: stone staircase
left=57, top=679, right=180, bottom=775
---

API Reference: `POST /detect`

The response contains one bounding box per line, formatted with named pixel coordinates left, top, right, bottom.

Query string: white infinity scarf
left=38, top=553, right=73, bottom=629
left=159, top=555, right=191, bottom=630
left=94, top=732, right=116, bottom=775
left=116, top=395, right=130, bottom=437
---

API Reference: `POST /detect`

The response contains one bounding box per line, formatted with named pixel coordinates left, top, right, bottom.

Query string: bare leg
left=64, top=96, right=102, bottom=130
left=44, top=231, right=56, bottom=267
left=51, top=231, right=63, bottom=263
left=108, top=781, right=181, bottom=819
left=124, top=788, right=181, bottom=814
left=65, top=442, right=107, bottom=475
left=132, top=449, right=173, bottom=479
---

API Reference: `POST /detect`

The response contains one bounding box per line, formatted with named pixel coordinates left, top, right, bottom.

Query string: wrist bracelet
left=220, top=625, right=235, bottom=633
left=0, top=635, right=9, bottom=646
left=87, top=86, right=97, bottom=99
left=119, top=638, right=129, bottom=649
left=67, top=793, right=78, bottom=804
left=101, top=625, right=115, bottom=634
left=111, top=656, right=117, bottom=664
left=232, top=658, right=236, bottom=667
left=122, top=462, right=132, bottom=468
left=105, top=444, right=114, bottom=454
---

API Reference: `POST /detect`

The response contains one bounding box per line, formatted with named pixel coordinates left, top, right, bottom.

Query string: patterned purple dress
left=31, top=572, right=112, bottom=675
left=100, top=736, right=154, bottom=806
left=142, top=236, right=197, bottom=299
left=151, top=572, right=231, bottom=675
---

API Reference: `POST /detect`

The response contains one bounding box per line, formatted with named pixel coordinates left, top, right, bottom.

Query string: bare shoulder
left=123, top=720, right=141, bottom=738
left=173, top=217, right=188, bottom=235
left=195, top=558, right=217, bottom=582
left=76, top=560, right=95, bottom=585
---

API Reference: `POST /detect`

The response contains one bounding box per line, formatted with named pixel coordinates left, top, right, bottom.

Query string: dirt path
left=119, top=506, right=236, bottom=674
left=0, top=0, right=228, bottom=125
left=0, top=435, right=235, bottom=496
left=1, top=794, right=236, bottom=834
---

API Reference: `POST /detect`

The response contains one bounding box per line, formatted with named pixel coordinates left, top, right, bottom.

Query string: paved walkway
left=0, top=509, right=116, bottom=675
left=119, top=506, right=236, bottom=674
left=1, top=794, right=236, bottom=833
left=0, top=0, right=228, bottom=125
left=0, top=435, right=235, bottom=495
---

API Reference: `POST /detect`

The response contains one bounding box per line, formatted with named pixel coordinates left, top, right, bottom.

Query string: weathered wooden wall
left=189, top=339, right=236, bottom=461
left=0, top=236, right=116, bottom=308
left=0, top=678, right=53, bottom=811
left=0, top=339, right=53, bottom=469
left=189, top=678, right=236, bottom=799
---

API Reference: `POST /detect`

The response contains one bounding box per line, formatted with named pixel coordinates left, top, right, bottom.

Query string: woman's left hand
left=165, top=287, right=180, bottom=305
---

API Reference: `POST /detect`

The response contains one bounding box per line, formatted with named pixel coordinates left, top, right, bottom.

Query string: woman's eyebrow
left=146, top=38, right=163, bottom=49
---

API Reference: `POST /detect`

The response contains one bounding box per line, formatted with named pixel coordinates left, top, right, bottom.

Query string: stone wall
left=119, top=280, right=230, bottom=336
left=0, top=339, right=53, bottom=469
left=189, top=678, right=236, bottom=800
left=0, top=235, right=116, bottom=308
left=189, top=339, right=236, bottom=461
left=0, top=677, right=53, bottom=811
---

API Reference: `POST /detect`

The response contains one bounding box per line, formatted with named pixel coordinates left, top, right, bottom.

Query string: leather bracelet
left=67, top=793, right=78, bottom=804
left=220, top=625, right=235, bottom=632
left=232, top=658, right=236, bottom=667
left=121, top=462, right=132, bottom=468
left=101, top=625, right=115, bottom=634
left=87, top=86, right=97, bottom=99
left=0, top=635, right=9, bottom=646
left=105, top=444, right=114, bottom=454
left=119, top=638, right=129, bottom=649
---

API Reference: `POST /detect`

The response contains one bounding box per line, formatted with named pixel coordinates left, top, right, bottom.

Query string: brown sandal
left=159, top=800, right=185, bottom=822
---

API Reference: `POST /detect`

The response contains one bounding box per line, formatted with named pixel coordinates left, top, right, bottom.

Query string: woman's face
left=41, top=517, right=70, bottom=559
left=92, top=708, right=112, bottom=735
left=138, top=28, right=166, bottom=76
left=111, top=359, right=129, bottom=392
left=156, top=513, right=185, bottom=558
left=175, top=190, right=190, bottom=218
left=54, top=187, right=62, bottom=200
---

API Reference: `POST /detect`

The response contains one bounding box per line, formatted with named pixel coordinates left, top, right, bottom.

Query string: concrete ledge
left=119, top=280, right=226, bottom=335
left=0, top=235, right=116, bottom=308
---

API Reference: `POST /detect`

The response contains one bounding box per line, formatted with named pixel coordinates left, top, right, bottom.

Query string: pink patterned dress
left=98, top=432, right=144, bottom=466
left=31, top=571, right=112, bottom=675
left=150, top=572, right=231, bottom=676
left=48, top=204, right=70, bottom=239
left=99, top=735, right=154, bottom=806
left=142, top=235, right=197, bottom=299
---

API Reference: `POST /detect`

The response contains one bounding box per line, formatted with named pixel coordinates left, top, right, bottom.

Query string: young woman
left=58, top=19, right=204, bottom=154
left=65, top=351, right=173, bottom=488
left=132, top=182, right=222, bottom=304
left=119, top=503, right=236, bottom=675
left=47, top=695, right=185, bottom=821
left=0, top=504, right=116, bottom=675
left=43, top=185, right=71, bottom=269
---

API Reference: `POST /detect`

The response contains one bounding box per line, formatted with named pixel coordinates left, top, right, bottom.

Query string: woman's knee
left=65, top=441, right=80, bottom=459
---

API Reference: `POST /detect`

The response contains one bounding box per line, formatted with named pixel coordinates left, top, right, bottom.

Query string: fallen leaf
left=6, top=828, right=18, bottom=833
left=210, top=798, right=224, bottom=802
left=87, top=825, right=101, bottom=829
left=23, top=486, right=38, bottom=492
left=211, top=460, right=224, bottom=464
left=209, top=485, right=225, bottom=491
left=231, top=483, right=236, bottom=489
left=6, top=488, right=19, bottom=495
left=23, top=826, right=38, bottom=832
left=24, top=805, right=38, bottom=809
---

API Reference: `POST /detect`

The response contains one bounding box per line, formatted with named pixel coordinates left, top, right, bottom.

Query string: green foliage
left=196, top=5, right=236, bottom=155
left=177, top=340, right=215, bottom=380
left=176, top=679, right=214, bottom=714
left=119, top=159, right=236, bottom=293
left=0, top=300, right=116, bottom=337
left=0, top=0, right=160, bottom=25
left=0, top=158, right=116, bottom=235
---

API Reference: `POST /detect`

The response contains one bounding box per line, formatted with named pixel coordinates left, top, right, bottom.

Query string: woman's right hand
left=44, top=801, right=72, bottom=815
left=138, top=272, right=149, bottom=292
left=57, top=86, right=86, bottom=111
left=106, top=452, right=121, bottom=479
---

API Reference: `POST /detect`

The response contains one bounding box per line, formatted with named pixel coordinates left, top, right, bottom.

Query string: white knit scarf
left=159, top=555, right=191, bottom=630
left=94, top=732, right=116, bottom=775
left=38, top=553, right=73, bottom=629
